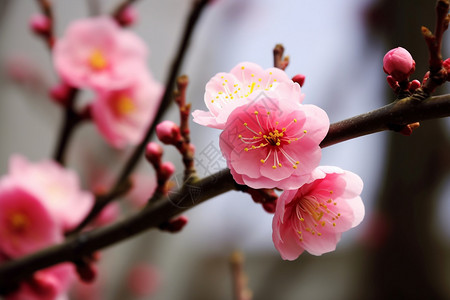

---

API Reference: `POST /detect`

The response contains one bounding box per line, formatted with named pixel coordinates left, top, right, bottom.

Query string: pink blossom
left=156, top=120, right=182, bottom=145
left=0, top=178, right=62, bottom=258
left=127, top=174, right=157, bottom=209
left=8, top=155, right=94, bottom=231
left=219, top=85, right=329, bottom=190
left=192, top=62, right=301, bottom=129
left=53, top=17, right=147, bottom=90
left=6, top=263, right=75, bottom=300
left=127, top=263, right=161, bottom=297
left=91, top=72, right=163, bottom=148
left=383, top=47, right=415, bottom=82
left=272, top=166, right=364, bottom=260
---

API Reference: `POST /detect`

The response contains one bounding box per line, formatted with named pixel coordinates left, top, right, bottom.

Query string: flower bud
left=159, top=215, right=188, bottom=233
left=156, top=120, right=182, bottom=145
left=117, top=6, right=138, bottom=26
left=49, top=82, right=71, bottom=106
left=29, top=14, right=51, bottom=35
left=159, top=162, right=175, bottom=182
left=145, top=142, right=163, bottom=166
left=292, top=74, right=306, bottom=87
left=383, top=47, right=415, bottom=82
left=408, top=79, right=421, bottom=92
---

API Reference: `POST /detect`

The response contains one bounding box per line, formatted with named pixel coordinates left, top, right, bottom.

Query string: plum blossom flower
left=8, top=155, right=94, bottom=232
left=383, top=47, right=415, bottom=82
left=192, top=62, right=301, bottom=129
left=272, top=166, right=364, bottom=260
left=53, top=16, right=147, bottom=90
left=0, top=178, right=62, bottom=258
left=91, top=72, right=163, bottom=148
left=219, top=84, right=329, bottom=190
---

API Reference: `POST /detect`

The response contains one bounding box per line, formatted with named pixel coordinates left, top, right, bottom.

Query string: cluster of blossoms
left=53, top=17, right=163, bottom=148
left=193, top=62, right=365, bottom=260
left=0, top=155, right=94, bottom=299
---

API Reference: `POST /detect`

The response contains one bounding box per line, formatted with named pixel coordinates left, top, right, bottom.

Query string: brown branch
left=230, top=251, right=253, bottom=300
left=174, top=75, right=197, bottom=180
left=420, top=0, right=449, bottom=94
left=71, top=0, right=210, bottom=233
left=1, top=92, right=449, bottom=292
left=52, top=88, right=81, bottom=165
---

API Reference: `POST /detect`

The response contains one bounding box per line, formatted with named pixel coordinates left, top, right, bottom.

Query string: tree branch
left=1, top=92, right=449, bottom=291
left=71, top=0, right=210, bottom=233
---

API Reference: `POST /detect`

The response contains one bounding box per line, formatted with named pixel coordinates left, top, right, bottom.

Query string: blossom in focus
left=6, top=263, right=75, bottom=300
left=53, top=17, right=147, bottom=90
left=219, top=84, right=329, bottom=190
left=383, top=47, right=415, bottom=82
left=192, top=62, right=301, bottom=129
left=8, top=155, right=94, bottom=232
left=91, top=72, right=163, bottom=148
left=272, top=166, right=364, bottom=260
left=0, top=178, right=62, bottom=258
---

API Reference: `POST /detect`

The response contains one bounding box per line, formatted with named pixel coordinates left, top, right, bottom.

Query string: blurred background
left=0, top=0, right=449, bottom=299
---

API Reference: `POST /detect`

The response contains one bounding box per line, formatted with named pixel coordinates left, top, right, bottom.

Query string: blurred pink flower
left=219, top=85, right=329, bottom=190
left=272, top=166, right=364, bottom=260
left=6, top=263, right=75, bottom=300
left=53, top=17, right=147, bottom=90
left=127, top=263, right=161, bottom=297
left=8, top=155, right=94, bottom=232
left=127, top=174, right=157, bottom=209
left=192, top=62, right=301, bottom=129
left=91, top=72, right=163, bottom=148
left=383, top=47, right=415, bottom=82
left=0, top=178, right=62, bottom=258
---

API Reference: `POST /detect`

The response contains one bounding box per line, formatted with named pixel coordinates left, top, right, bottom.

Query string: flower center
left=238, top=110, right=306, bottom=169
left=89, top=49, right=108, bottom=70
left=9, top=212, right=29, bottom=233
left=294, top=191, right=340, bottom=241
left=111, top=95, right=135, bottom=117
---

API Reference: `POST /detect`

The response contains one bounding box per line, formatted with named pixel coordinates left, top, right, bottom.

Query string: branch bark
left=1, top=92, right=449, bottom=292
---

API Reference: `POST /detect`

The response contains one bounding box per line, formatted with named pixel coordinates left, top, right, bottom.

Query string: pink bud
left=117, top=6, right=138, bottom=26
left=76, top=262, right=98, bottom=283
left=29, top=14, right=51, bottom=35
left=292, top=74, right=306, bottom=87
left=30, top=271, right=59, bottom=298
left=159, top=215, right=188, bottom=233
left=145, top=142, right=163, bottom=165
left=49, top=82, right=71, bottom=105
left=408, top=79, right=421, bottom=92
left=159, top=162, right=175, bottom=182
left=262, top=201, right=277, bottom=214
left=383, top=47, right=415, bottom=82
left=156, top=120, right=182, bottom=145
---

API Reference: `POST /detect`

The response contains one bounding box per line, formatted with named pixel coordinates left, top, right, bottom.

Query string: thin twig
left=174, top=75, right=196, bottom=181
left=230, top=251, right=253, bottom=300
left=34, top=0, right=54, bottom=48
left=71, top=0, right=210, bottom=233
left=52, top=88, right=81, bottom=165
left=273, top=44, right=289, bottom=70
left=420, top=0, right=450, bottom=94
left=1, top=92, right=450, bottom=291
